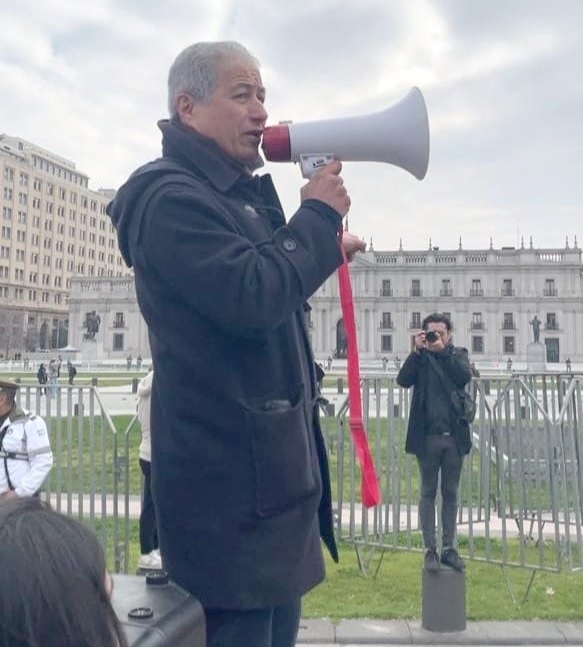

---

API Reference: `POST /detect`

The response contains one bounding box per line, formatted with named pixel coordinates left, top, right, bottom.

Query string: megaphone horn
left=262, top=87, right=430, bottom=180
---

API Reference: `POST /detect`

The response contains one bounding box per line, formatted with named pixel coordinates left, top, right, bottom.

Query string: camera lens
left=426, top=331, right=439, bottom=342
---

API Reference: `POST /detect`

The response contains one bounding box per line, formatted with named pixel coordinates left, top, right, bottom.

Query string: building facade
left=0, top=134, right=130, bottom=356
left=309, top=241, right=583, bottom=366
left=66, top=242, right=583, bottom=367
left=67, top=277, right=150, bottom=360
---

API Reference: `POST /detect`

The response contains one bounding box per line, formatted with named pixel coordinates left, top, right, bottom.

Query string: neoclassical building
left=67, top=241, right=583, bottom=366
left=309, top=240, right=583, bottom=365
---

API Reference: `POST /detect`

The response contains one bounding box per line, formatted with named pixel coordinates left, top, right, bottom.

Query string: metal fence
left=14, top=375, right=583, bottom=582
left=326, top=373, right=583, bottom=582
left=15, top=385, right=135, bottom=574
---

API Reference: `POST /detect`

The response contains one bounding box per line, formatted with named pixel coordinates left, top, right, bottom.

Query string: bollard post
left=91, top=377, right=98, bottom=386
left=132, top=377, right=139, bottom=394
left=337, top=377, right=343, bottom=394
left=422, top=566, right=466, bottom=632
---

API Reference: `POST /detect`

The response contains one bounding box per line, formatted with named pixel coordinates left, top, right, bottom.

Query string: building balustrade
left=543, top=288, right=559, bottom=296
left=469, top=288, right=484, bottom=297
left=501, top=289, right=516, bottom=297
left=439, top=289, right=453, bottom=297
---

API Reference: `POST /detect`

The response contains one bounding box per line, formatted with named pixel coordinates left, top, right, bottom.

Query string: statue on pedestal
left=529, top=315, right=541, bottom=343
left=84, top=311, right=101, bottom=341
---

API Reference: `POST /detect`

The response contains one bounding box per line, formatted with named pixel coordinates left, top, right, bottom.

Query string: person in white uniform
left=0, top=379, right=53, bottom=501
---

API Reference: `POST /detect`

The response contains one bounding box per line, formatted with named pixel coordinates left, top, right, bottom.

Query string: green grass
left=303, top=542, right=583, bottom=620
left=1, top=370, right=148, bottom=388
left=90, top=517, right=583, bottom=620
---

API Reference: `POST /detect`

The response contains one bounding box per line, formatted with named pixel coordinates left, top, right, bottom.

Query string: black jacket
left=107, top=120, right=342, bottom=609
left=396, top=345, right=472, bottom=457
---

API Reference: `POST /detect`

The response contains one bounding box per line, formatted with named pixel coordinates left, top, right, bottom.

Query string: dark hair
left=422, top=312, right=452, bottom=331
left=0, top=498, right=128, bottom=647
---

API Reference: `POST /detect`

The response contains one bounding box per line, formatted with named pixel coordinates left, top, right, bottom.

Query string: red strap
left=336, top=231, right=380, bottom=508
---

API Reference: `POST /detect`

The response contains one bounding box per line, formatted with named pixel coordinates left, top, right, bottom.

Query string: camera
left=425, top=330, right=440, bottom=343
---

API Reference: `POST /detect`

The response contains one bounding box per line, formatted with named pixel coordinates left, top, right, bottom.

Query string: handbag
left=426, top=353, right=476, bottom=423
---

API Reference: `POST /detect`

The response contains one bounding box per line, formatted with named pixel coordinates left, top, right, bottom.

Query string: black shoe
left=424, top=548, right=440, bottom=573
left=441, top=547, right=465, bottom=572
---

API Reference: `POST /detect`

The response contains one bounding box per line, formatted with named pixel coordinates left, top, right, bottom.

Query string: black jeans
left=205, top=598, right=301, bottom=647
left=139, top=459, right=158, bottom=554
left=417, top=434, right=464, bottom=549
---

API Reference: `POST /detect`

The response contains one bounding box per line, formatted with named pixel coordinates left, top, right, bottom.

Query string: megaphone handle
left=337, top=233, right=381, bottom=508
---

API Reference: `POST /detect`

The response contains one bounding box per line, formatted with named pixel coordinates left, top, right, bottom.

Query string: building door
left=545, top=338, right=560, bottom=363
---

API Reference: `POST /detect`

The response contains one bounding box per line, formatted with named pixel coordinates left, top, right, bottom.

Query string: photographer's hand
left=413, top=331, right=425, bottom=353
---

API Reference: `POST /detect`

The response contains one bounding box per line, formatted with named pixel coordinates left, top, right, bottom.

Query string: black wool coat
left=396, top=345, right=473, bottom=457
left=108, top=120, right=342, bottom=609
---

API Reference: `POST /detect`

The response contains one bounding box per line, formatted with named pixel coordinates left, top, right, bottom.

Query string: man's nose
left=251, top=99, right=268, bottom=123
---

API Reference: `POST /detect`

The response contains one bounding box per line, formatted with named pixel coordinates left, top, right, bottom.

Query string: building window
left=471, top=336, right=484, bottom=353
left=381, top=334, right=392, bottom=352
left=410, top=311, right=421, bottom=329
left=546, top=312, right=558, bottom=330
left=503, top=336, right=515, bottom=354
left=113, top=312, right=125, bottom=329
left=410, top=279, right=422, bottom=297
left=440, top=278, right=452, bottom=297
left=502, top=279, right=514, bottom=297
left=502, top=313, right=515, bottom=330
left=544, top=279, right=557, bottom=297
left=380, top=312, right=392, bottom=329
left=381, top=279, right=392, bottom=297
left=471, top=312, right=483, bottom=330
left=113, top=333, right=124, bottom=351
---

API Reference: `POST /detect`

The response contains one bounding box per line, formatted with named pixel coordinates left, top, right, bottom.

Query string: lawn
left=94, top=517, right=583, bottom=620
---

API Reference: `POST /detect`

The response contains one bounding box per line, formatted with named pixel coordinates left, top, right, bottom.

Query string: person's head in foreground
left=0, top=497, right=128, bottom=647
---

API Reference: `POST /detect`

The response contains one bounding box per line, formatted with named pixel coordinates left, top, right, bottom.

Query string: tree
left=0, top=309, right=25, bottom=359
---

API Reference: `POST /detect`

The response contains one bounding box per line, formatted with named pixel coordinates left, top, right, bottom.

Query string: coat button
left=282, top=238, right=297, bottom=251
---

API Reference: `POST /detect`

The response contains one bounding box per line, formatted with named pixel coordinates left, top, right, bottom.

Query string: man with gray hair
left=108, top=41, right=365, bottom=646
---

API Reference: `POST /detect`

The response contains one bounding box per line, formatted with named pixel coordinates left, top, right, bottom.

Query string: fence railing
left=323, top=374, right=583, bottom=577
left=14, top=375, right=583, bottom=579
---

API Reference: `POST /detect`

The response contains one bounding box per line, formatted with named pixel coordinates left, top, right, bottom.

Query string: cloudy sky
left=1, top=0, right=581, bottom=251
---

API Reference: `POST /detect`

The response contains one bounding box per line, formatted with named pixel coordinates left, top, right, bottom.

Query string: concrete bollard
left=91, top=377, right=98, bottom=386
left=422, top=565, right=466, bottom=632
left=132, top=377, right=139, bottom=394
left=337, top=377, right=343, bottom=394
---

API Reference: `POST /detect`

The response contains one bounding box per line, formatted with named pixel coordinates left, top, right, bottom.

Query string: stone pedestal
left=422, top=566, right=466, bottom=632
left=82, top=339, right=103, bottom=364
left=527, top=342, right=546, bottom=372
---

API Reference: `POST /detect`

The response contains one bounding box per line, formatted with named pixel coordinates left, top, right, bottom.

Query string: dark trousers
left=205, top=598, right=301, bottom=647
left=417, top=434, right=464, bottom=549
left=139, top=459, right=158, bottom=554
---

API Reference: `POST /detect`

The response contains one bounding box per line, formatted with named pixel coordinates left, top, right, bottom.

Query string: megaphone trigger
left=299, top=154, right=336, bottom=178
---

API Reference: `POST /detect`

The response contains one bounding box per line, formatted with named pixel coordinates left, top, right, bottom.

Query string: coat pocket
left=245, top=396, right=318, bottom=517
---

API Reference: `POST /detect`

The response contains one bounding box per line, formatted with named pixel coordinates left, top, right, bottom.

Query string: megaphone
left=261, top=87, right=430, bottom=180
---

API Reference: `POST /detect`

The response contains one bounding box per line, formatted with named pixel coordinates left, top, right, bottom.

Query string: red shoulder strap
left=336, top=231, right=380, bottom=508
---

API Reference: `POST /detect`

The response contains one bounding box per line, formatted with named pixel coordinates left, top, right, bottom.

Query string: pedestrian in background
left=136, top=370, right=161, bottom=570
left=48, top=359, right=59, bottom=399
left=37, top=363, right=47, bottom=396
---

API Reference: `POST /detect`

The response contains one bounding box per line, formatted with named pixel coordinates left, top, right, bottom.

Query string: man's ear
left=175, top=94, right=196, bottom=122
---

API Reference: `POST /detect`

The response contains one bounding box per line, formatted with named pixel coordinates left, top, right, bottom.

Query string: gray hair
left=167, top=41, right=260, bottom=118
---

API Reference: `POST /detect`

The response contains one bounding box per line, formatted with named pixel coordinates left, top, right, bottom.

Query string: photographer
left=397, top=313, right=472, bottom=573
